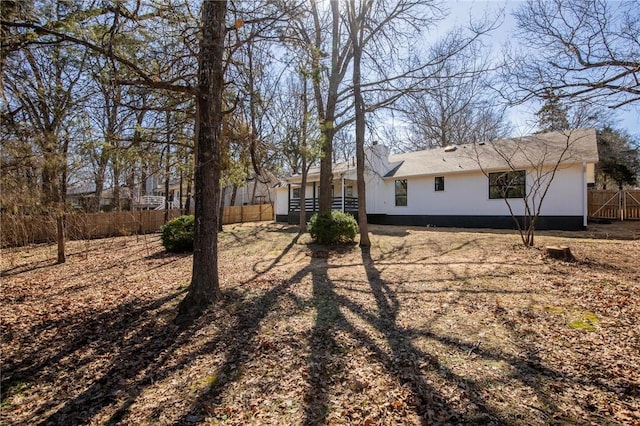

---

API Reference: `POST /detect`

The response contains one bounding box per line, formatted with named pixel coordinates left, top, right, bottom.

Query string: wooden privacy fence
left=588, top=190, right=640, bottom=221
left=1, top=204, right=274, bottom=247
left=221, top=203, right=274, bottom=225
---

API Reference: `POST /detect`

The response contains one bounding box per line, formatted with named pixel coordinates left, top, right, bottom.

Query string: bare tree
left=272, top=68, right=322, bottom=232
left=505, top=0, right=640, bottom=109
left=399, top=43, right=510, bottom=149
left=2, top=5, right=89, bottom=262
left=285, top=0, right=442, bottom=231
left=342, top=0, right=498, bottom=246
left=176, top=1, right=227, bottom=320
left=346, top=0, right=370, bottom=246
left=2, top=1, right=229, bottom=318
left=470, top=129, right=596, bottom=246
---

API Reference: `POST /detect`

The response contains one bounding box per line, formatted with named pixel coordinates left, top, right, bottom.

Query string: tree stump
left=545, top=245, right=574, bottom=261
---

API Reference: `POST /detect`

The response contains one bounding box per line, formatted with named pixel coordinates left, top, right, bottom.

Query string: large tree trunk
left=313, top=0, right=342, bottom=214
left=58, top=159, right=67, bottom=263
left=184, top=179, right=192, bottom=215
left=93, top=170, right=106, bottom=212
left=230, top=184, right=238, bottom=206
left=113, top=162, right=121, bottom=211
left=56, top=213, right=66, bottom=263
left=349, top=0, right=370, bottom=247
left=299, top=74, right=310, bottom=233
left=318, top=127, right=334, bottom=213
left=250, top=177, right=258, bottom=204
left=141, top=166, right=148, bottom=197
left=299, top=166, right=308, bottom=233
left=177, top=0, right=226, bottom=321
left=179, top=169, right=184, bottom=210
left=164, top=110, right=172, bottom=223
left=42, top=131, right=67, bottom=263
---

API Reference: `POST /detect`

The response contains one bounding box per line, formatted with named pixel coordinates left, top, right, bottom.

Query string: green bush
left=308, top=211, right=358, bottom=245
left=161, top=215, right=195, bottom=252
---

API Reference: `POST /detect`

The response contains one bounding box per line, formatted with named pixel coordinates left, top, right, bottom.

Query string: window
left=489, top=170, right=526, bottom=199
left=292, top=188, right=300, bottom=198
left=395, top=179, right=407, bottom=206
left=345, top=185, right=354, bottom=198
left=434, top=176, right=445, bottom=191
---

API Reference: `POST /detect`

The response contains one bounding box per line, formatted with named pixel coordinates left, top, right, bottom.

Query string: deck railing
left=288, top=196, right=358, bottom=213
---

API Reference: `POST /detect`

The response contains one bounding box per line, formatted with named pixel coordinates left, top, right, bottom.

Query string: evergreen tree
left=536, top=90, right=570, bottom=133
left=596, top=127, right=639, bottom=189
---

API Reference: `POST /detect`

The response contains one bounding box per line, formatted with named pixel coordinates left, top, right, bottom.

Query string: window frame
left=292, top=187, right=301, bottom=199
left=434, top=176, right=445, bottom=192
left=488, top=170, right=526, bottom=199
left=395, top=179, right=407, bottom=206
left=345, top=185, right=354, bottom=198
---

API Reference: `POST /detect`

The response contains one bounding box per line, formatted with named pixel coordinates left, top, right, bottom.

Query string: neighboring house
left=275, top=128, right=599, bottom=230
left=67, top=182, right=97, bottom=210
left=146, top=178, right=186, bottom=210
left=67, top=183, right=133, bottom=211
left=143, top=170, right=278, bottom=210
left=221, top=170, right=279, bottom=207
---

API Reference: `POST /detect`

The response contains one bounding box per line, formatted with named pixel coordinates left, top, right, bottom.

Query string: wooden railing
left=288, top=196, right=358, bottom=212
left=137, top=195, right=165, bottom=207
left=588, top=190, right=640, bottom=221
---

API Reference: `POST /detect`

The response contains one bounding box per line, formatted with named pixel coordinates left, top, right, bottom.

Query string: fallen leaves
left=1, top=223, right=639, bottom=425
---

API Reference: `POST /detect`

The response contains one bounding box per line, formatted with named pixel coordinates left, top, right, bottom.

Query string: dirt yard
left=1, top=222, right=639, bottom=425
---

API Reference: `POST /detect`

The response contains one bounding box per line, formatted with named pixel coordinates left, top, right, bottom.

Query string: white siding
left=367, top=164, right=586, bottom=217
left=274, top=186, right=289, bottom=215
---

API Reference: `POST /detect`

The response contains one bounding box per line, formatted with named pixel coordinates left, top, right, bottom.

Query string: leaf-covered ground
left=1, top=222, right=639, bottom=425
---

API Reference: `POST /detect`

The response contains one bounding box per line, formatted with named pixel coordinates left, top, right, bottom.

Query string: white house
left=221, top=170, right=280, bottom=207
left=274, top=128, right=599, bottom=231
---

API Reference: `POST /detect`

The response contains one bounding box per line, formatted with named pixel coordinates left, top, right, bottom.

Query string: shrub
left=308, top=211, right=358, bottom=245
left=161, top=215, right=195, bottom=252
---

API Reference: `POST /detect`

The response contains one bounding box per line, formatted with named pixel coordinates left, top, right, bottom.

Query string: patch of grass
left=567, top=311, right=600, bottom=332
left=545, top=305, right=565, bottom=314
left=191, top=374, right=218, bottom=391
left=1, top=381, right=32, bottom=406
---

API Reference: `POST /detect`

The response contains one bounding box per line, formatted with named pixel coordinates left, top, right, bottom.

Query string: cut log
left=545, top=245, right=574, bottom=261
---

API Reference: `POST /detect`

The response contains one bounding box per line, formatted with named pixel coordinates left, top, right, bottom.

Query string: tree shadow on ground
left=0, top=258, right=56, bottom=278
left=144, top=250, right=192, bottom=261
left=7, top=226, right=631, bottom=424
left=174, top=242, right=501, bottom=424
left=170, top=242, right=533, bottom=424
left=1, top=289, right=188, bottom=425
left=169, top=233, right=307, bottom=424
left=368, top=225, right=410, bottom=237
left=220, top=222, right=299, bottom=249
left=355, top=247, right=615, bottom=423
